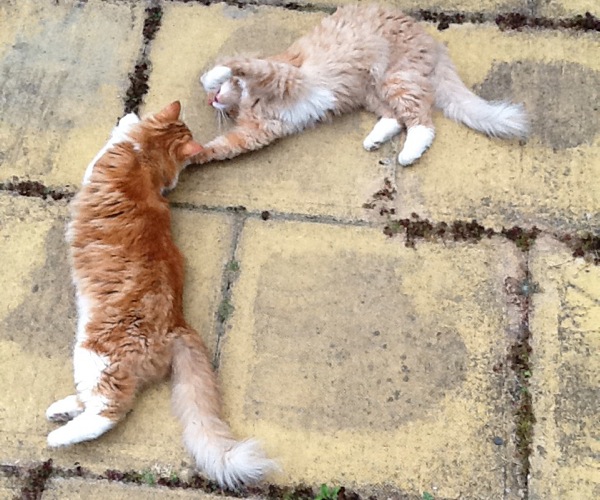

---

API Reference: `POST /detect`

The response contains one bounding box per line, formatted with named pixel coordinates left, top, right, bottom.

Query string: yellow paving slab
left=529, top=237, right=600, bottom=499
left=0, top=193, right=233, bottom=475
left=0, top=0, right=143, bottom=188
left=219, top=219, right=522, bottom=498
left=144, top=3, right=388, bottom=221
left=538, top=0, right=599, bottom=16
left=0, top=473, right=23, bottom=498
left=42, top=478, right=224, bottom=500
left=393, top=24, right=600, bottom=233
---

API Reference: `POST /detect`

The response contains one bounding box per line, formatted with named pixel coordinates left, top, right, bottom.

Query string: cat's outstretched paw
left=46, top=395, right=84, bottom=423
left=201, top=66, right=232, bottom=92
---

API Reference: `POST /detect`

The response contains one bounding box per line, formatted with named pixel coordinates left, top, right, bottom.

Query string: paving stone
left=144, top=3, right=389, bottom=221
left=0, top=472, right=23, bottom=498
left=537, top=0, right=599, bottom=17
left=529, top=237, right=600, bottom=499
left=219, top=219, right=522, bottom=498
left=0, top=0, right=144, bottom=188
left=391, top=23, right=600, bottom=233
left=0, top=193, right=233, bottom=475
left=42, top=477, right=223, bottom=499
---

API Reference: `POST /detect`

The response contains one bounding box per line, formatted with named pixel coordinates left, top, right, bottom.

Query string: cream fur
left=195, top=4, right=528, bottom=166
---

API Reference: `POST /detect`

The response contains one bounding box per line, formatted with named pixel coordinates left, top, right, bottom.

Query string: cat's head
left=201, top=70, right=244, bottom=119
left=136, top=101, right=203, bottom=191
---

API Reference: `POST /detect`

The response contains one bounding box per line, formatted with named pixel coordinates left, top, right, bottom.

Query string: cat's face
left=139, top=101, right=203, bottom=191
left=205, top=78, right=243, bottom=118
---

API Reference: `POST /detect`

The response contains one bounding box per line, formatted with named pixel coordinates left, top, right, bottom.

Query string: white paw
left=201, top=66, right=232, bottom=92
left=46, top=395, right=83, bottom=422
left=397, top=150, right=421, bottom=166
left=397, top=126, right=435, bottom=167
left=47, top=425, right=74, bottom=448
left=47, top=413, right=114, bottom=447
left=363, top=136, right=382, bottom=151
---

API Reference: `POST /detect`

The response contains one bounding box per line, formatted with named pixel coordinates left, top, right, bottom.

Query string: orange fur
left=46, top=102, right=275, bottom=489
left=196, top=4, right=528, bottom=166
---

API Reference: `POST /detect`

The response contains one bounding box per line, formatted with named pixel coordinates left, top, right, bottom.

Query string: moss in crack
left=509, top=338, right=536, bottom=483
left=416, top=10, right=486, bottom=31
left=559, top=231, right=600, bottom=264
left=0, top=177, right=74, bottom=201
left=124, top=5, right=163, bottom=114
left=496, top=11, right=600, bottom=32
left=21, top=459, right=54, bottom=500
left=505, top=273, right=538, bottom=491
left=217, top=297, right=235, bottom=323
left=383, top=214, right=495, bottom=247
left=501, top=226, right=541, bottom=252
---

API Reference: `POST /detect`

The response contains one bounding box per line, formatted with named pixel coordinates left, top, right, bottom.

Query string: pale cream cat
left=195, top=4, right=528, bottom=167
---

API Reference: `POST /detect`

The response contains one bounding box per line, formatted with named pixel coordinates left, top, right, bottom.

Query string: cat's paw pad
left=363, top=137, right=382, bottom=151
left=201, top=66, right=232, bottom=92
left=46, top=396, right=83, bottom=422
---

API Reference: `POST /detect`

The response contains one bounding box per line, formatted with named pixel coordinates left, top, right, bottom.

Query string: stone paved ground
left=0, top=1, right=598, bottom=499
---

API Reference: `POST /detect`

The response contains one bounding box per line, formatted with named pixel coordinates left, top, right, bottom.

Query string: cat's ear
left=156, top=101, right=181, bottom=121
left=179, top=140, right=204, bottom=159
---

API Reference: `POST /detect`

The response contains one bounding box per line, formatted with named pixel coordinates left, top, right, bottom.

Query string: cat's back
left=293, top=6, right=429, bottom=61
left=69, top=143, right=183, bottom=309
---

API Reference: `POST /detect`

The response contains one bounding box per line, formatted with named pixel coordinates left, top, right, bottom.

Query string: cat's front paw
left=201, top=66, right=232, bottom=92
left=363, top=137, right=382, bottom=151
left=46, top=395, right=83, bottom=423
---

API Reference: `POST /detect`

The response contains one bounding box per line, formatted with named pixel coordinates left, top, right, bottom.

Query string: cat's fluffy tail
left=432, top=45, right=528, bottom=139
left=171, top=327, right=276, bottom=489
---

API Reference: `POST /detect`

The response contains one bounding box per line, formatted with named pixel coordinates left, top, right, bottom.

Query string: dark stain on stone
left=0, top=220, right=76, bottom=359
left=248, top=253, right=468, bottom=431
left=476, top=61, right=600, bottom=149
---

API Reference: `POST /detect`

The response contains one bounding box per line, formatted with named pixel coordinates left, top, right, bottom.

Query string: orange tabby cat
left=196, top=4, right=528, bottom=166
left=45, top=101, right=275, bottom=489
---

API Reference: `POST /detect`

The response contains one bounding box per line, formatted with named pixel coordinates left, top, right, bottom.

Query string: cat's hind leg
left=380, top=70, right=436, bottom=166
left=363, top=117, right=403, bottom=151
left=47, top=345, right=136, bottom=447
